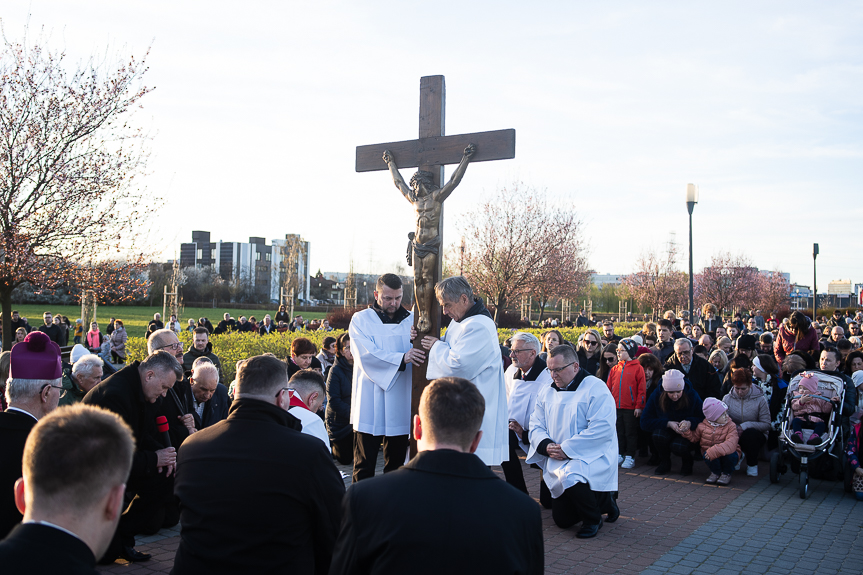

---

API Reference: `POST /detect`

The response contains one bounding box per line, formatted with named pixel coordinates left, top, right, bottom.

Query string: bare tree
left=458, top=182, right=588, bottom=324
left=695, top=252, right=763, bottom=315
left=0, top=34, right=154, bottom=349
left=620, top=243, right=688, bottom=320
left=757, top=270, right=791, bottom=315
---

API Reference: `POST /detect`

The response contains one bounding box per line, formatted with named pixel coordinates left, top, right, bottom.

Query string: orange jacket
left=681, top=419, right=742, bottom=460
left=606, top=359, right=646, bottom=410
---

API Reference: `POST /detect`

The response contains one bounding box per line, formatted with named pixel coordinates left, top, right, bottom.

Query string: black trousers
left=104, top=471, right=174, bottom=559
left=332, top=434, right=353, bottom=465
left=738, top=428, right=766, bottom=466
left=501, top=429, right=528, bottom=494
left=552, top=482, right=613, bottom=528
left=352, top=431, right=409, bottom=483
left=616, top=409, right=639, bottom=457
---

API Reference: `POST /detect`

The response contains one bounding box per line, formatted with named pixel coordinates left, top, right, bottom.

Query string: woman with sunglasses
left=597, top=343, right=619, bottom=383
left=577, top=328, right=603, bottom=376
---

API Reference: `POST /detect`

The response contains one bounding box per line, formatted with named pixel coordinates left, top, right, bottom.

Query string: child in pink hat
left=680, top=397, right=742, bottom=485
left=790, top=373, right=840, bottom=445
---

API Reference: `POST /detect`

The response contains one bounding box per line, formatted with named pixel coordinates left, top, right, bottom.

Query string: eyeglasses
left=42, top=384, right=66, bottom=398
left=510, top=348, right=533, bottom=355
left=584, top=340, right=599, bottom=346
left=604, top=356, right=616, bottom=363
left=548, top=362, right=575, bottom=374
left=159, top=342, right=184, bottom=351
left=677, top=350, right=693, bottom=357
left=276, top=387, right=295, bottom=398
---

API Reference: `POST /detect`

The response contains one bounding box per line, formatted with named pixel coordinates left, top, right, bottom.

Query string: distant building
left=180, top=231, right=310, bottom=302
left=591, top=273, right=623, bottom=287
left=828, top=279, right=853, bottom=296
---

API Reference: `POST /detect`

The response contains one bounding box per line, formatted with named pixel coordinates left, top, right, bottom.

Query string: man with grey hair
left=149, top=328, right=197, bottom=441
left=188, top=359, right=229, bottom=430
left=421, top=276, right=508, bottom=466
left=0, top=404, right=135, bottom=571
left=664, top=337, right=721, bottom=400
left=503, top=331, right=553, bottom=502
left=0, top=331, right=63, bottom=538
left=82, top=351, right=184, bottom=563
left=173, top=354, right=344, bottom=574
left=59, top=353, right=104, bottom=406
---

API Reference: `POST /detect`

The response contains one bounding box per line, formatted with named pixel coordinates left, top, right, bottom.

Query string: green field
left=10, top=305, right=328, bottom=338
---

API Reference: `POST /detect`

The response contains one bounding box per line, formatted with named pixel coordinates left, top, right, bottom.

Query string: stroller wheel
left=769, top=452, right=782, bottom=483
left=799, top=470, right=809, bottom=499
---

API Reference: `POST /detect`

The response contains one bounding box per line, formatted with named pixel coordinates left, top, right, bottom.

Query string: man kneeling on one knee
left=527, top=345, right=619, bottom=538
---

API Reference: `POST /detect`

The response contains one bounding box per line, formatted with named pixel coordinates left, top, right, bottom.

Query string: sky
left=4, top=2, right=862, bottom=290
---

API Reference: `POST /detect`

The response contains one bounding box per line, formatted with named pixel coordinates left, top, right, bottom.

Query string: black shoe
left=120, top=546, right=151, bottom=563
left=576, top=517, right=603, bottom=539
left=647, top=454, right=660, bottom=466
left=654, top=460, right=671, bottom=474
left=606, top=498, right=620, bottom=523
left=680, top=460, right=693, bottom=476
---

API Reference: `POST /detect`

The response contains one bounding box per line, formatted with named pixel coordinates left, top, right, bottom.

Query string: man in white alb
left=420, top=276, right=507, bottom=466
left=349, top=273, right=425, bottom=482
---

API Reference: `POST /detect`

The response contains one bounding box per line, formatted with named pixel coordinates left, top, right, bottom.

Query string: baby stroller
left=769, top=372, right=846, bottom=499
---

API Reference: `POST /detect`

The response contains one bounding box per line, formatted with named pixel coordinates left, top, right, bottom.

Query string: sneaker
left=734, top=460, right=741, bottom=471
left=791, top=431, right=804, bottom=444
left=746, top=465, right=758, bottom=477
left=717, top=473, right=732, bottom=486
left=622, top=456, right=635, bottom=469
left=705, top=473, right=719, bottom=484
left=618, top=454, right=625, bottom=466
left=806, top=433, right=821, bottom=445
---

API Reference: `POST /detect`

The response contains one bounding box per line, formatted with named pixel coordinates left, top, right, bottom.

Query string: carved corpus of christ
left=382, top=143, right=475, bottom=333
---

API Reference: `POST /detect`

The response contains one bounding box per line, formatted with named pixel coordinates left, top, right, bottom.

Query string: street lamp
left=686, top=184, right=699, bottom=327
left=813, top=243, right=819, bottom=321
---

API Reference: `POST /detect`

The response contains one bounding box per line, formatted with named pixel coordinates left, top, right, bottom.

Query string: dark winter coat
left=325, top=356, right=353, bottom=441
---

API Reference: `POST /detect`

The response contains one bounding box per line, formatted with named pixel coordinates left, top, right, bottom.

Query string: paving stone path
left=97, top=454, right=863, bottom=574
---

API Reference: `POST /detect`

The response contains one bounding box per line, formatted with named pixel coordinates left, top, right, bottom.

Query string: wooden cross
left=355, top=75, right=515, bottom=454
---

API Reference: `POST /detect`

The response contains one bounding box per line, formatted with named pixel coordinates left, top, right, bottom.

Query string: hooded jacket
left=723, top=384, right=771, bottom=438
left=606, top=358, right=646, bottom=410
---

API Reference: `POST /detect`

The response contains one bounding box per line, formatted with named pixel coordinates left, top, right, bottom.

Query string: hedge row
left=125, top=322, right=646, bottom=381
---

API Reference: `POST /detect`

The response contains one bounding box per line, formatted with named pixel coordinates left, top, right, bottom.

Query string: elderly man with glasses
left=664, top=338, right=721, bottom=400
left=502, top=332, right=553, bottom=504
left=0, top=331, right=63, bottom=538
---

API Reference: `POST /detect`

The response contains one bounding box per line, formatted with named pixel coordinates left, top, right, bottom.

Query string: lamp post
left=813, top=243, right=819, bottom=321
left=686, top=184, right=699, bottom=328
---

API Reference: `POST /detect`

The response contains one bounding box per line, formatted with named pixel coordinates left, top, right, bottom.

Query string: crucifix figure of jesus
left=356, top=75, right=515, bottom=451
left=382, top=143, right=475, bottom=333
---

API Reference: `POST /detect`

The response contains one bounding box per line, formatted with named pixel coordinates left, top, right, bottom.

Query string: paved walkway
left=97, top=453, right=863, bottom=574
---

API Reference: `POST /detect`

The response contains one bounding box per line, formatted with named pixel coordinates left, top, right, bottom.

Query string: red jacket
left=606, top=359, right=646, bottom=410
left=774, top=324, right=819, bottom=361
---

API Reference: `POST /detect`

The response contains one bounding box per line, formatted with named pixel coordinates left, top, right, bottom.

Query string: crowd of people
left=2, top=284, right=862, bottom=573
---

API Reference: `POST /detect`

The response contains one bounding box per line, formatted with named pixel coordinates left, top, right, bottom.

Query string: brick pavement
left=96, top=453, right=862, bottom=574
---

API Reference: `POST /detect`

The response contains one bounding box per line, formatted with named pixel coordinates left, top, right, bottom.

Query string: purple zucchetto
left=10, top=331, right=62, bottom=380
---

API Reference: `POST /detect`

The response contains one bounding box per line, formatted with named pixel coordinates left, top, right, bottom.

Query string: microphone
left=156, top=415, right=172, bottom=449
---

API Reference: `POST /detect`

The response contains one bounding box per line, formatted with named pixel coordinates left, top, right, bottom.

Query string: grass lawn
left=10, top=304, right=328, bottom=338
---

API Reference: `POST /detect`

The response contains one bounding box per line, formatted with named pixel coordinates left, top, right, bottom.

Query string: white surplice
left=526, top=373, right=618, bottom=497
left=427, top=314, right=508, bottom=466
left=289, top=406, right=331, bottom=450
left=504, top=362, right=552, bottom=454
left=349, top=308, right=413, bottom=436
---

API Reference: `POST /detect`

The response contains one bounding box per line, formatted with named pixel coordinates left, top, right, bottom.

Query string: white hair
left=6, top=378, right=62, bottom=404
left=72, top=354, right=104, bottom=378
left=511, top=332, right=541, bottom=353
left=674, top=337, right=693, bottom=350
left=192, top=362, right=219, bottom=381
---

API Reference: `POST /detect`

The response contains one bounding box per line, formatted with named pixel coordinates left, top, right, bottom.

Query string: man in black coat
left=172, top=354, right=345, bottom=575
left=664, top=337, right=721, bottom=400
left=182, top=328, right=224, bottom=383
left=0, top=332, right=62, bottom=538
left=37, top=311, right=64, bottom=346
left=0, top=404, right=135, bottom=575
left=187, top=360, right=230, bottom=429
left=82, top=351, right=184, bottom=563
left=329, top=377, right=544, bottom=575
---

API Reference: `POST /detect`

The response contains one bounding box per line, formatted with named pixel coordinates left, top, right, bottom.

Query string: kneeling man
left=527, top=345, right=619, bottom=538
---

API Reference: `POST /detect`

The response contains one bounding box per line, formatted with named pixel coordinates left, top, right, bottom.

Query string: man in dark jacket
left=214, top=312, right=236, bottom=335
left=182, top=328, right=224, bottom=383
left=37, top=311, right=64, bottom=346
left=0, top=332, right=62, bottom=538
left=0, top=404, right=134, bottom=574
left=188, top=360, right=229, bottom=429
left=172, top=354, right=344, bottom=575
left=330, top=377, right=543, bottom=575
left=652, top=319, right=677, bottom=364
left=664, top=338, right=721, bottom=400
left=9, top=310, right=30, bottom=334
left=82, top=351, right=183, bottom=564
